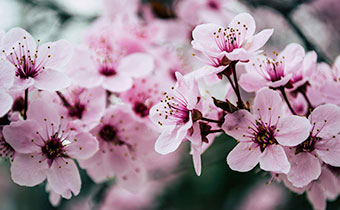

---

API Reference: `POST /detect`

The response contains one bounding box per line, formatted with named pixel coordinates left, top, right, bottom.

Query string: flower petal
left=47, top=159, right=81, bottom=199
left=3, top=120, right=42, bottom=153
left=308, top=104, right=340, bottom=139
left=222, top=110, right=256, bottom=142
left=118, top=53, right=154, bottom=78
left=36, top=40, right=73, bottom=69
left=253, top=88, right=282, bottom=124
left=10, top=153, right=48, bottom=186
left=34, top=69, right=71, bottom=91
left=102, top=74, right=133, bottom=92
left=0, top=59, right=15, bottom=89
left=259, top=144, right=290, bottom=174
left=0, top=91, right=13, bottom=117
left=246, top=29, right=273, bottom=52
left=66, top=132, right=99, bottom=160
left=315, top=136, right=340, bottom=167
left=306, top=182, right=326, bottom=210
left=287, top=152, right=321, bottom=188
left=229, top=13, right=256, bottom=41
left=227, top=142, right=261, bottom=172
left=276, top=115, right=311, bottom=146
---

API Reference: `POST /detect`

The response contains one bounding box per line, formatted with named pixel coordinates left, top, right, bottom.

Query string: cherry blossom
left=222, top=88, right=311, bottom=173
left=2, top=100, right=98, bottom=198
left=150, top=72, right=202, bottom=155
left=191, top=13, right=273, bottom=75
left=286, top=103, right=340, bottom=187
left=239, top=43, right=306, bottom=92
left=0, top=28, right=72, bottom=91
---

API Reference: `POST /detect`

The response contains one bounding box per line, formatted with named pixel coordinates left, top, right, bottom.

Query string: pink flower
left=286, top=103, right=340, bottom=187
left=54, top=86, right=106, bottom=131
left=2, top=100, right=98, bottom=198
left=79, top=104, right=158, bottom=193
left=0, top=28, right=72, bottom=91
left=0, top=59, right=15, bottom=117
left=281, top=165, right=339, bottom=210
left=67, top=46, right=154, bottom=92
left=191, top=13, right=273, bottom=75
left=239, top=43, right=305, bottom=92
left=120, top=75, right=170, bottom=120
left=222, top=88, right=311, bottom=173
left=149, top=72, right=202, bottom=154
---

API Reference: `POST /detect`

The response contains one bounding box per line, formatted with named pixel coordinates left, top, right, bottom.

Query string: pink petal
left=155, top=119, right=192, bottom=155
left=118, top=53, right=154, bottom=78
left=192, top=23, right=224, bottom=54
left=276, top=115, right=311, bottom=146
left=226, top=142, right=261, bottom=172
left=190, top=145, right=202, bottom=176
left=246, top=29, right=274, bottom=52
left=1, top=27, right=36, bottom=53
left=315, top=137, right=340, bottom=167
left=229, top=13, right=256, bottom=41
left=0, top=59, right=15, bottom=89
left=27, top=100, right=60, bottom=138
left=10, top=153, right=48, bottom=186
left=308, top=104, right=340, bottom=139
left=34, top=69, right=71, bottom=91
left=239, top=71, right=269, bottom=92
left=259, top=144, right=290, bottom=173
left=222, top=110, right=256, bottom=142
left=280, top=43, right=305, bottom=73
left=66, top=132, right=99, bottom=160
left=36, top=40, right=73, bottom=69
left=319, top=166, right=338, bottom=200
left=116, top=162, right=147, bottom=193
left=3, top=120, right=42, bottom=153
left=306, top=182, right=326, bottom=210
left=253, top=88, right=282, bottom=124
left=224, top=48, right=251, bottom=61
left=47, top=159, right=81, bottom=198
left=102, top=74, right=133, bottom=92
left=0, top=91, right=13, bottom=117
left=287, top=152, right=321, bottom=188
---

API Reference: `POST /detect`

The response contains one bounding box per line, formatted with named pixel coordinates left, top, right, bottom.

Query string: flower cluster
left=0, top=1, right=340, bottom=209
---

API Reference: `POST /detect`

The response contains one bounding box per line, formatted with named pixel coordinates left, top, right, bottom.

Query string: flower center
left=156, top=91, right=190, bottom=126
left=253, top=122, right=277, bottom=152
left=68, top=102, right=86, bottom=119
left=2, top=38, right=48, bottom=80
left=133, top=102, right=149, bottom=117
left=295, top=135, right=321, bottom=154
left=99, top=125, right=124, bottom=145
left=208, top=0, right=219, bottom=9
left=41, top=133, right=65, bottom=160
left=99, top=66, right=117, bottom=77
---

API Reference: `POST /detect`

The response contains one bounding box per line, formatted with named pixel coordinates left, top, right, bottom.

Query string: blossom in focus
left=286, top=104, right=340, bottom=188
left=2, top=100, right=98, bottom=199
left=222, top=88, right=311, bottom=173
left=191, top=13, right=273, bottom=76
left=150, top=72, right=202, bottom=155
left=0, top=28, right=72, bottom=91
left=239, top=43, right=306, bottom=92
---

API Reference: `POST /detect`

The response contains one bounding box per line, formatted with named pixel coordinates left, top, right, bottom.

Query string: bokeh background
left=1, top=0, right=340, bottom=209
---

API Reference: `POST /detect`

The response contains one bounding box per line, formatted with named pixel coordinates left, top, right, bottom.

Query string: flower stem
left=201, top=117, right=223, bottom=124
left=23, top=88, right=28, bottom=120
left=231, top=62, right=245, bottom=109
left=279, top=87, right=296, bottom=115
